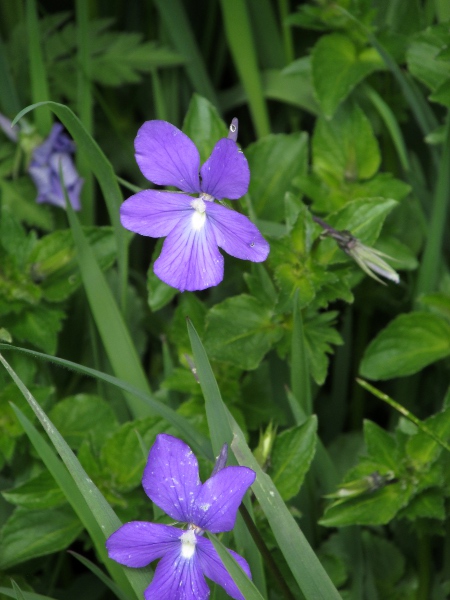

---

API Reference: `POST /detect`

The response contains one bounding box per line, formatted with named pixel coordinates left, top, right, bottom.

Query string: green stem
left=357, top=379, right=450, bottom=454
left=415, top=111, right=450, bottom=296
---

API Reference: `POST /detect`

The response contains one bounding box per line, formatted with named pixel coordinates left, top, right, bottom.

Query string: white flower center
left=180, top=529, right=197, bottom=559
left=190, top=198, right=207, bottom=231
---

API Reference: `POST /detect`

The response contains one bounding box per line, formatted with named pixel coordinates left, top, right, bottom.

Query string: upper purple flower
left=106, top=434, right=255, bottom=600
left=120, top=119, right=269, bottom=292
left=28, top=123, right=83, bottom=210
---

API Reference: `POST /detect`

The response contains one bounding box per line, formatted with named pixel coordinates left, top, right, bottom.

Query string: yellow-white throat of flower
left=190, top=194, right=214, bottom=231
left=180, top=528, right=197, bottom=558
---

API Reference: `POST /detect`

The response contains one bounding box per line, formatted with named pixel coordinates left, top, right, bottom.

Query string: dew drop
left=250, top=242, right=255, bottom=247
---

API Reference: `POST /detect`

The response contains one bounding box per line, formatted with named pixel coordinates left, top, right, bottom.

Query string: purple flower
left=120, top=120, right=269, bottom=291
left=28, top=123, right=83, bottom=210
left=106, top=433, right=255, bottom=600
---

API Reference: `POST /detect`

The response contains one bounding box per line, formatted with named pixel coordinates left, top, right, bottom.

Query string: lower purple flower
left=106, top=434, right=255, bottom=600
left=120, top=119, right=269, bottom=292
left=28, top=123, right=83, bottom=210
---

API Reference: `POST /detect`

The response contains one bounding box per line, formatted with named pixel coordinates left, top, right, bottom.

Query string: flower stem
left=239, top=503, right=298, bottom=600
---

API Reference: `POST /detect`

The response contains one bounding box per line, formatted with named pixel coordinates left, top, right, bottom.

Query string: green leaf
left=312, top=33, right=383, bottom=117
left=2, top=471, right=66, bottom=510
left=406, top=406, right=450, bottom=467
left=398, top=488, right=445, bottom=521
left=406, top=25, right=450, bottom=92
left=304, top=311, right=342, bottom=385
left=208, top=535, right=266, bottom=600
left=49, top=394, right=118, bottom=450
left=246, top=132, right=308, bottom=221
left=100, top=416, right=167, bottom=492
left=7, top=304, right=65, bottom=354
left=320, top=482, right=414, bottom=527
left=204, top=295, right=283, bottom=370
left=28, top=227, right=116, bottom=302
left=313, top=101, right=380, bottom=183
left=182, top=94, right=228, bottom=164
left=270, top=417, right=317, bottom=500
left=360, top=312, right=450, bottom=380
left=364, top=420, right=399, bottom=470
left=418, top=292, right=450, bottom=322
left=316, top=197, right=399, bottom=265
left=147, top=239, right=177, bottom=312
left=0, top=506, right=82, bottom=569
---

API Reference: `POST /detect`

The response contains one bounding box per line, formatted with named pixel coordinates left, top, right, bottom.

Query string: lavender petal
left=207, top=202, right=270, bottom=262
left=200, top=138, right=249, bottom=199
left=142, top=434, right=201, bottom=523
left=120, top=191, right=193, bottom=237
left=105, top=522, right=180, bottom=567
left=197, top=537, right=251, bottom=600
left=135, top=121, right=201, bottom=193
left=192, top=466, right=255, bottom=533
left=144, top=545, right=210, bottom=600
left=153, top=212, right=224, bottom=292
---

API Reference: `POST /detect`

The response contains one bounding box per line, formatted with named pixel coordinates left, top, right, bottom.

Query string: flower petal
left=145, top=545, right=210, bottom=600
left=200, top=139, right=249, bottom=199
left=142, top=434, right=201, bottom=523
left=197, top=537, right=251, bottom=600
left=207, top=202, right=269, bottom=262
left=135, top=121, right=201, bottom=193
left=153, top=212, right=224, bottom=292
left=106, top=522, right=180, bottom=567
left=192, top=466, right=255, bottom=533
left=120, top=191, right=193, bottom=237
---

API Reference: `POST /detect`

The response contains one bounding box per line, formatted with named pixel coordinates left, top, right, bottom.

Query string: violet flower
left=106, top=433, right=255, bottom=600
left=120, top=119, right=269, bottom=291
left=28, top=123, right=83, bottom=210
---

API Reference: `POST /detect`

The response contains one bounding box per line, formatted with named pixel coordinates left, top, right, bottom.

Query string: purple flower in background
left=106, top=433, right=255, bottom=600
left=120, top=119, right=269, bottom=291
left=28, top=123, right=83, bottom=210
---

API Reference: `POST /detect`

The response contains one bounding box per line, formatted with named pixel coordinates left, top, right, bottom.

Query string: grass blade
left=0, top=354, right=149, bottom=597
left=25, top=0, right=52, bottom=134
left=219, top=0, right=271, bottom=137
left=415, top=111, right=450, bottom=295
left=208, top=535, right=266, bottom=600
left=0, top=33, right=21, bottom=115
left=69, top=551, right=131, bottom=600
left=12, top=101, right=128, bottom=308
left=0, top=343, right=212, bottom=460
left=153, top=0, right=218, bottom=107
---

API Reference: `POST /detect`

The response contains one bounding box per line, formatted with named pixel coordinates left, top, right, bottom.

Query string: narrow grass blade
left=363, top=84, right=410, bottom=172
left=0, top=589, right=55, bottom=600
left=25, top=0, right=52, bottom=134
left=0, top=354, right=148, bottom=597
left=76, top=0, right=95, bottom=226
left=219, top=0, right=271, bottom=137
left=12, top=102, right=128, bottom=307
left=0, top=343, right=213, bottom=460
left=0, top=33, right=21, bottom=115
left=69, top=551, right=131, bottom=600
left=64, top=195, right=151, bottom=418
left=291, top=291, right=312, bottom=415
left=186, top=319, right=266, bottom=596
left=246, top=0, right=284, bottom=69
left=231, top=425, right=341, bottom=599
left=357, top=378, right=450, bottom=454
left=153, top=0, right=218, bottom=106
left=208, top=535, right=266, bottom=600
left=415, top=111, right=450, bottom=295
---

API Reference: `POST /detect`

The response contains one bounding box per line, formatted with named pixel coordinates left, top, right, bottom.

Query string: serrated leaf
left=313, top=102, right=380, bottom=183
left=312, top=33, right=383, bottom=117
left=304, top=311, right=342, bottom=385
left=406, top=25, right=450, bottom=92
left=270, top=417, right=317, bottom=500
left=204, top=295, right=283, bottom=370
left=360, top=312, right=450, bottom=380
